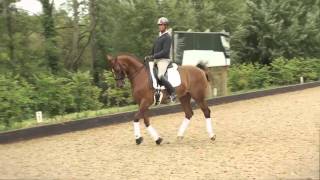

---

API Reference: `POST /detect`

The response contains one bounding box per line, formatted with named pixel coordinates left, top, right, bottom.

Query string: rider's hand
left=144, top=55, right=153, bottom=62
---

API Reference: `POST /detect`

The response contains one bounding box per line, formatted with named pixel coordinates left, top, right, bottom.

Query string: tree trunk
left=3, top=0, right=16, bottom=67
left=40, top=0, right=59, bottom=74
left=70, top=0, right=80, bottom=71
left=89, top=0, right=99, bottom=83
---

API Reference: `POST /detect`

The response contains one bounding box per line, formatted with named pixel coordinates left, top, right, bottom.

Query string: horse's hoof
left=177, top=136, right=184, bottom=140
left=136, top=137, right=143, bottom=145
left=155, top=137, right=163, bottom=145
left=210, top=135, right=216, bottom=141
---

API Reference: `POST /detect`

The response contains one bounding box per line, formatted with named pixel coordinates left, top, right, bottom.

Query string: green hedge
left=0, top=72, right=102, bottom=127
left=100, top=71, right=134, bottom=107
left=0, top=75, right=34, bottom=127
left=228, top=57, right=320, bottom=92
left=0, top=70, right=136, bottom=128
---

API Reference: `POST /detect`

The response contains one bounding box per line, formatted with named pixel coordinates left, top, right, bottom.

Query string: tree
left=69, top=0, right=81, bottom=71
left=231, top=0, right=320, bottom=64
left=191, top=0, right=246, bottom=32
left=39, top=0, right=60, bottom=73
left=88, top=0, right=99, bottom=83
left=1, top=0, right=17, bottom=70
left=159, top=0, right=197, bottom=31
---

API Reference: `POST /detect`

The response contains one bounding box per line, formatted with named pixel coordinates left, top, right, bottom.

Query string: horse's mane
left=116, top=53, right=143, bottom=64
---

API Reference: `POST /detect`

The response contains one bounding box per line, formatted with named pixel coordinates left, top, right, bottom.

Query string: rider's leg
left=156, top=59, right=176, bottom=100
left=156, top=59, right=170, bottom=79
left=159, top=76, right=175, bottom=95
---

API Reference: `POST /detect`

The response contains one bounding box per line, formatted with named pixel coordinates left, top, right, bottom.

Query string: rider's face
left=158, top=24, right=166, bottom=33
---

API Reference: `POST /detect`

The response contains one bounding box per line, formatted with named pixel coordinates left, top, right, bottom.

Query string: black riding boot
left=160, top=76, right=176, bottom=101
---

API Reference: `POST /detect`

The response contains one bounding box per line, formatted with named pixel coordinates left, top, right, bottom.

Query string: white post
left=213, top=88, right=218, bottom=97
left=300, top=77, right=304, bottom=84
left=36, top=111, right=43, bottom=123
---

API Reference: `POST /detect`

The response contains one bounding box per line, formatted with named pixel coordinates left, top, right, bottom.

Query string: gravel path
left=1, top=87, right=319, bottom=179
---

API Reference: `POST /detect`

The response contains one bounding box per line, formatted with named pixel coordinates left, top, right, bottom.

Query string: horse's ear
left=107, top=54, right=113, bottom=61
left=107, top=54, right=115, bottom=64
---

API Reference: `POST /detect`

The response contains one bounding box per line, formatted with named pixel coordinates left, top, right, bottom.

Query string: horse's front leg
left=143, top=112, right=163, bottom=145
left=133, top=111, right=144, bottom=145
left=133, top=99, right=162, bottom=145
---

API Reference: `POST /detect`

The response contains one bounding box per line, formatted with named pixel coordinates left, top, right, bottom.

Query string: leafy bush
left=0, top=75, right=34, bottom=126
left=228, top=63, right=272, bottom=91
left=101, top=71, right=134, bottom=107
left=228, top=57, right=320, bottom=92
left=32, top=74, right=75, bottom=116
left=67, top=71, right=102, bottom=112
left=0, top=71, right=104, bottom=128
left=270, top=57, right=320, bottom=85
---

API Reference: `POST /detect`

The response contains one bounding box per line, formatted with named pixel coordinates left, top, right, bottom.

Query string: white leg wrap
left=177, top=118, right=190, bottom=137
left=206, top=118, right=215, bottom=138
left=133, top=122, right=141, bottom=139
left=147, top=126, right=159, bottom=141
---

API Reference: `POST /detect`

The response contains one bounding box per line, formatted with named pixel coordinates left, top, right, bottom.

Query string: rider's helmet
left=157, top=17, right=169, bottom=25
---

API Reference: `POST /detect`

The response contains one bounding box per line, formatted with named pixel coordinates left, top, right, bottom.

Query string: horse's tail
left=196, top=62, right=210, bottom=82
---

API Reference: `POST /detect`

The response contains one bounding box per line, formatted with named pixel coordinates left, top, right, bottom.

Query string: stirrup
left=170, top=93, right=176, bottom=102
left=154, top=89, right=163, bottom=105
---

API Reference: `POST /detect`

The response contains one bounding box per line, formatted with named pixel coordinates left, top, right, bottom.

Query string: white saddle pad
left=149, top=62, right=181, bottom=89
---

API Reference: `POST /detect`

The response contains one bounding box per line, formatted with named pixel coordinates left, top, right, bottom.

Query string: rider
left=145, top=17, right=176, bottom=101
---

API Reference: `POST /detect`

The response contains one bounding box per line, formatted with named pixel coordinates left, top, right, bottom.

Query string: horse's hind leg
left=196, top=98, right=216, bottom=141
left=177, top=93, right=193, bottom=139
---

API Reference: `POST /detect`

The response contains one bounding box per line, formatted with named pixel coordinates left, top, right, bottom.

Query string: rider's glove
left=144, top=55, right=154, bottom=62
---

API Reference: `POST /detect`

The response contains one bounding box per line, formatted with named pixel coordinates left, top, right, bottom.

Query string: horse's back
left=177, top=65, right=209, bottom=97
left=178, top=65, right=208, bottom=84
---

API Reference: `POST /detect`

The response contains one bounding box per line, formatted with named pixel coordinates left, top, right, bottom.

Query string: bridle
left=112, top=56, right=145, bottom=81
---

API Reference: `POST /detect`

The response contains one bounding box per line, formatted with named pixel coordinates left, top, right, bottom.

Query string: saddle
left=148, top=61, right=181, bottom=105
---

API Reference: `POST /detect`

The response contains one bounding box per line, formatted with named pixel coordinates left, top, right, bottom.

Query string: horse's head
left=107, top=54, right=126, bottom=88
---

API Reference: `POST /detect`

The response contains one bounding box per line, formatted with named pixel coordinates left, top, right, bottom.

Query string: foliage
left=270, top=57, right=320, bottom=85
left=32, top=74, right=75, bottom=116
left=191, top=0, right=246, bottom=32
left=101, top=71, right=134, bottom=107
left=0, top=74, right=34, bottom=127
left=231, top=0, right=320, bottom=64
left=0, top=72, right=103, bottom=127
left=40, top=0, right=60, bottom=74
left=67, top=71, right=102, bottom=112
left=228, top=57, right=320, bottom=92
left=228, top=63, right=272, bottom=92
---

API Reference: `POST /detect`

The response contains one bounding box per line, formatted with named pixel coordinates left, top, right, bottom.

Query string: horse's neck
left=121, top=56, right=143, bottom=76
left=120, top=56, right=149, bottom=88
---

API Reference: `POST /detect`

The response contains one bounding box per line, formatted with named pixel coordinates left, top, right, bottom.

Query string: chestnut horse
left=107, top=54, right=215, bottom=145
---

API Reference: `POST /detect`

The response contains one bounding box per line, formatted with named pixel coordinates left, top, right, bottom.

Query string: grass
left=0, top=105, right=138, bottom=132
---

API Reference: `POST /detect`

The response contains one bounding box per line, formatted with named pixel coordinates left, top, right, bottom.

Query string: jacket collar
left=159, top=30, right=169, bottom=37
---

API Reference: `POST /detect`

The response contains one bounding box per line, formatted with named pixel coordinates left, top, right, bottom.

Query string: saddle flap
left=149, top=62, right=181, bottom=89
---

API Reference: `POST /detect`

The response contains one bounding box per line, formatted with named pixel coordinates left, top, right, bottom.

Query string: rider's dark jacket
left=151, top=32, right=172, bottom=59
